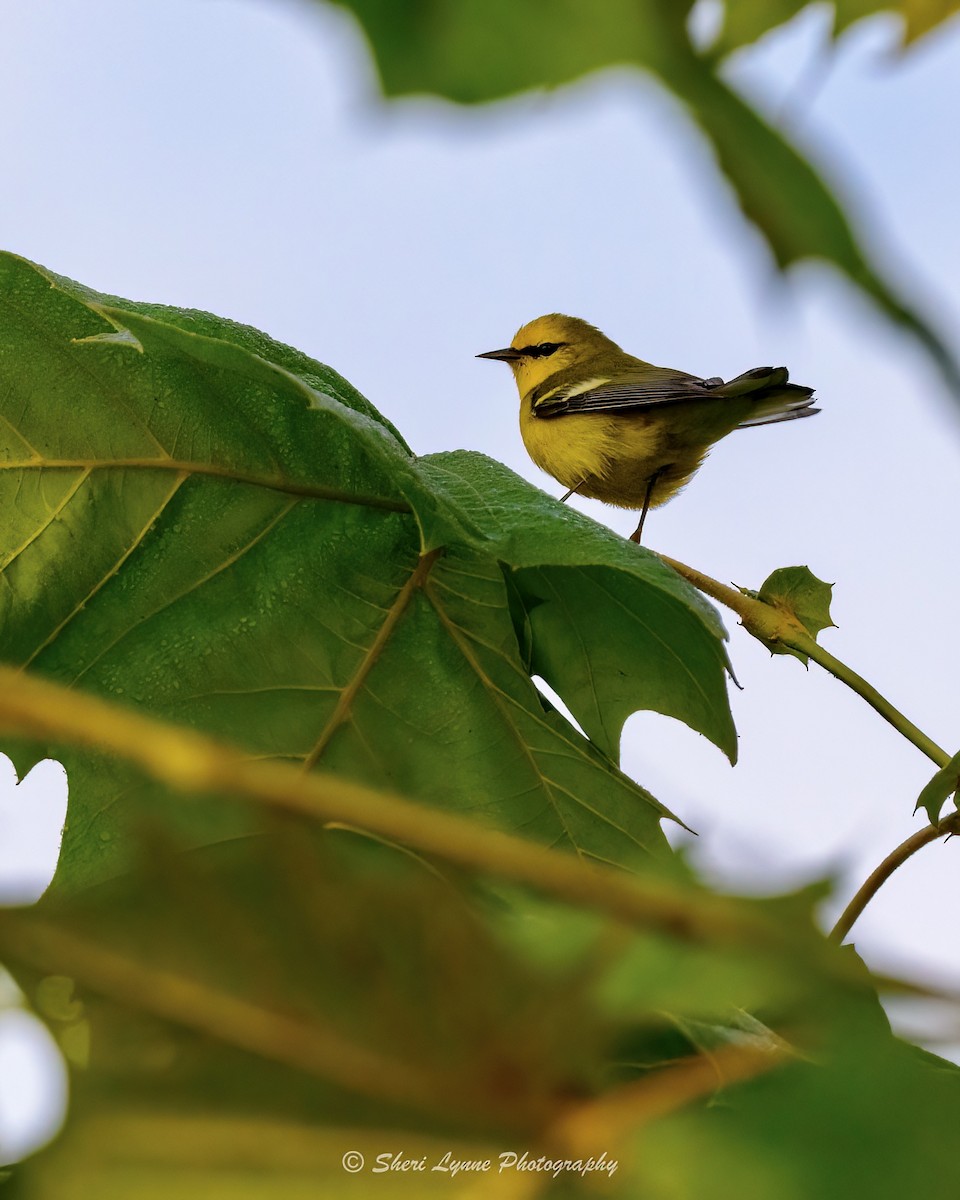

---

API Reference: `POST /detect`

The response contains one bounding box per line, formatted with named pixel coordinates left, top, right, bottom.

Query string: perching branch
left=659, top=555, right=960, bottom=945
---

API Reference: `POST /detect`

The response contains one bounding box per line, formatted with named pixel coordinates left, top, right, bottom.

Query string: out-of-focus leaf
left=0, top=831, right=606, bottom=1139
left=914, top=750, right=960, bottom=822
left=686, top=0, right=960, bottom=57
left=325, top=0, right=960, bottom=396
left=0, top=828, right=594, bottom=1193
left=0, top=825, right=885, bottom=1197
left=482, top=881, right=831, bottom=1025
left=0, top=253, right=741, bottom=890
left=328, top=0, right=692, bottom=103
left=658, top=62, right=960, bottom=395
left=716, top=0, right=960, bottom=51
left=713, top=0, right=809, bottom=54
left=622, top=1014, right=960, bottom=1199
left=14, top=1120, right=475, bottom=1200
left=834, top=0, right=960, bottom=42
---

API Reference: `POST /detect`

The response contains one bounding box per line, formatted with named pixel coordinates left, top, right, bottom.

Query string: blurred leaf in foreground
left=716, top=0, right=960, bottom=51
left=624, top=1016, right=960, bottom=1200
left=1, top=822, right=956, bottom=1198
left=0, top=825, right=777, bottom=1192
left=324, top=0, right=960, bottom=395
left=0, top=820, right=917, bottom=1199
left=712, top=0, right=809, bottom=52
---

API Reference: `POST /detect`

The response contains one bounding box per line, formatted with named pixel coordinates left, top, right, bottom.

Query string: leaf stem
left=0, top=666, right=840, bottom=974
left=659, top=555, right=950, bottom=770
left=829, top=812, right=960, bottom=944
left=798, top=641, right=950, bottom=769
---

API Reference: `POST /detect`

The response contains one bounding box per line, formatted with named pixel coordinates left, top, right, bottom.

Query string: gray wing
left=531, top=372, right=721, bottom=418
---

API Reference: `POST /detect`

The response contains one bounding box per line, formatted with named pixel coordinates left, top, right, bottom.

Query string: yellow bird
left=478, top=314, right=818, bottom=543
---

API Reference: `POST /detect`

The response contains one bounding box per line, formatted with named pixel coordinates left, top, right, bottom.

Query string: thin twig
left=799, top=641, right=949, bottom=770
left=830, top=812, right=960, bottom=944
left=659, top=555, right=950, bottom=770
left=659, top=555, right=959, bottom=937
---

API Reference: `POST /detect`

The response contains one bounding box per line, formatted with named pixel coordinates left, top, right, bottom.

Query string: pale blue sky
left=2, top=0, right=960, bottom=1156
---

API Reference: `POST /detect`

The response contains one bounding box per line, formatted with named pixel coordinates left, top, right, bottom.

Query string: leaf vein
left=71, top=494, right=299, bottom=684
left=0, top=467, right=92, bottom=572
left=23, top=473, right=190, bottom=671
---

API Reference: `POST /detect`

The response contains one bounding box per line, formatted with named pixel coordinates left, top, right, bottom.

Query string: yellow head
left=477, top=314, right=623, bottom=397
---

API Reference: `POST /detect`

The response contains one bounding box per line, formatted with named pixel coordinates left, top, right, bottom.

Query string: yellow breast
left=519, top=397, right=709, bottom=510
left=519, top=400, right=619, bottom=491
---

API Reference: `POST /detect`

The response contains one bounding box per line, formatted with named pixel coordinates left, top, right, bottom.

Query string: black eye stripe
left=518, top=342, right=564, bottom=358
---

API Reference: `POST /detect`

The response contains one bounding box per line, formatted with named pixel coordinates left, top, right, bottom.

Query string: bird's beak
left=476, top=347, right=522, bottom=362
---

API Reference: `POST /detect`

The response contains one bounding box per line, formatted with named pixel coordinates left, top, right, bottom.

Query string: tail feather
left=721, top=366, right=789, bottom=394
left=738, top=403, right=820, bottom=428
left=716, top=365, right=817, bottom=428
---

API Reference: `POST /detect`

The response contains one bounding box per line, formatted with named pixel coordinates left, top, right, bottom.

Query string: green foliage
left=329, top=0, right=691, bottom=102
left=1, top=256, right=957, bottom=1196
left=2, top=0, right=959, bottom=1187
left=3, top=824, right=957, bottom=1199
left=623, top=1018, right=960, bottom=1200
left=713, top=0, right=810, bottom=52
left=717, top=0, right=960, bottom=51
left=420, top=452, right=737, bottom=763
left=324, top=0, right=960, bottom=395
left=915, top=750, right=960, bottom=821
left=0, top=252, right=741, bottom=891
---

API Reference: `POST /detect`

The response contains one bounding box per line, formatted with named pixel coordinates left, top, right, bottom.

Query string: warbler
left=478, top=314, right=818, bottom=542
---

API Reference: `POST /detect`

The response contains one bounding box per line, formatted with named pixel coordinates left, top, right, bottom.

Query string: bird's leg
left=559, top=481, right=584, bottom=503
left=629, top=469, right=664, bottom=545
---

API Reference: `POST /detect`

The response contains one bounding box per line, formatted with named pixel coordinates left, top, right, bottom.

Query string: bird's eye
left=536, top=342, right=560, bottom=356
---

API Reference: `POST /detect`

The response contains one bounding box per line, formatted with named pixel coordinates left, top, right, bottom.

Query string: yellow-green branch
left=0, top=666, right=836, bottom=973
left=660, top=555, right=950, bottom=770
left=660, top=554, right=957, bottom=943
left=830, top=812, right=960, bottom=944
